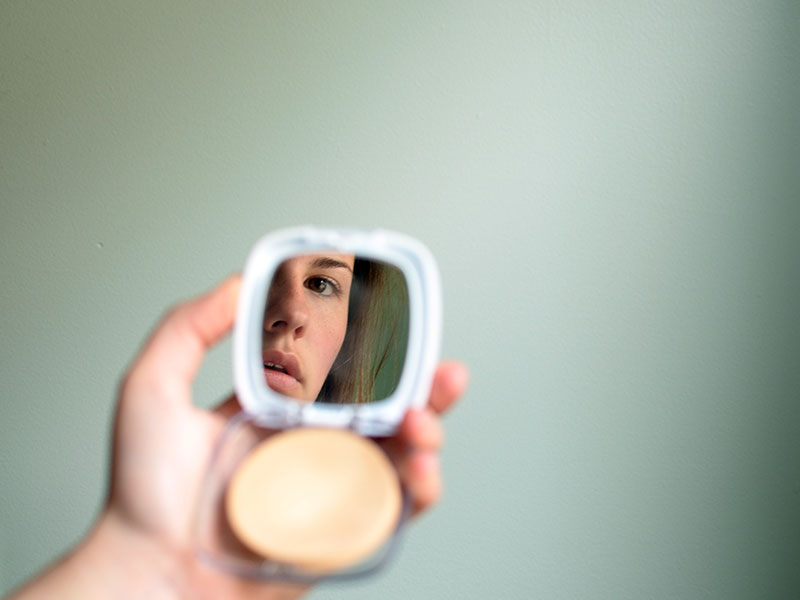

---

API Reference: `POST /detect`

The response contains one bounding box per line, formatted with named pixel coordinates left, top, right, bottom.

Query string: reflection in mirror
left=261, top=254, right=409, bottom=404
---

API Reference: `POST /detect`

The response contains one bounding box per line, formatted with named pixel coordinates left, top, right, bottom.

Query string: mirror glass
left=261, top=253, right=409, bottom=404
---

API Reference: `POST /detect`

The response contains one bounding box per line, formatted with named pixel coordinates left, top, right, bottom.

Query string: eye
left=305, top=276, right=339, bottom=296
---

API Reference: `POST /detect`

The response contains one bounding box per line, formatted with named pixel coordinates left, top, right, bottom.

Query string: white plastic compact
left=193, top=226, right=442, bottom=582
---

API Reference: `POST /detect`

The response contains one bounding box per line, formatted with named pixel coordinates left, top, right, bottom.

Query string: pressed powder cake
left=225, top=427, right=402, bottom=571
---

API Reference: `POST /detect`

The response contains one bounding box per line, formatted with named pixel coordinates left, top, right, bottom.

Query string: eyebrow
left=310, top=256, right=353, bottom=272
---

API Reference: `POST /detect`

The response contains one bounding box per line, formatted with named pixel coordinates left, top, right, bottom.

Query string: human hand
left=8, top=275, right=467, bottom=600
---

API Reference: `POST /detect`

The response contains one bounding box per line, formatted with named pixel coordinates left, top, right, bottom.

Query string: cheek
left=314, top=307, right=348, bottom=372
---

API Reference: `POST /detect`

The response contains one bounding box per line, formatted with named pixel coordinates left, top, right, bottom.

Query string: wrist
left=54, top=508, right=188, bottom=600
left=86, top=509, right=309, bottom=600
left=7, top=508, right=310, bottom=600
left=83, top=509, right=187, bottom=600
left=5, top=508, right=185, bottom=600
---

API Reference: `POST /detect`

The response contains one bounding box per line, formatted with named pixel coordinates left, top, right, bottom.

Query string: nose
left=263, top=277, right=308, bottom=338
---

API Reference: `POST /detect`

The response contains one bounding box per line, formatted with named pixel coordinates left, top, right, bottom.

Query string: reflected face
left=262, top=253, right=355, bottom=402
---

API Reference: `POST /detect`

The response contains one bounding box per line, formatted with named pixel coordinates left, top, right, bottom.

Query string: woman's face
left=262, top=253, right=355, bottom=402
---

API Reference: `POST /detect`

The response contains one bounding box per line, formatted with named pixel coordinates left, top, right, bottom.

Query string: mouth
left=263, top=361, right=287, bottom=374
left=262, top=350, right=302, bottom=395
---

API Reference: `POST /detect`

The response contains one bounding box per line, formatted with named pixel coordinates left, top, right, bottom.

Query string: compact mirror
left=195, top=227, right=442, bottom=582
left=233, top=227, right=442, bottom=436
left=261, top=254, right=410, bottom=405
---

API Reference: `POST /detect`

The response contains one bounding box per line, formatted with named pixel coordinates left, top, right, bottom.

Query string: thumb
left=122, top=275, right=241, bottom=410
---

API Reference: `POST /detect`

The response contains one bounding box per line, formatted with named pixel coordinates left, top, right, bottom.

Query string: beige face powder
left=225, top=427, right=402, bottom=572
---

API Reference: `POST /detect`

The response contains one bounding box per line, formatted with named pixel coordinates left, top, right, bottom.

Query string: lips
left=262, top=349, right=302, bottom=395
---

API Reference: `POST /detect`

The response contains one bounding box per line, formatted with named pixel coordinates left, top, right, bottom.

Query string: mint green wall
left=2, top=2, right=798, bottom=598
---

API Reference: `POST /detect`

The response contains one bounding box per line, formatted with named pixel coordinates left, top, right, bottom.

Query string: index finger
left=427, top=361, right=469, bottom=414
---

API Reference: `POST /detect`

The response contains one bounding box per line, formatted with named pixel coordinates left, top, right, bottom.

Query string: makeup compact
left=193, top=227, right=442, bottom=582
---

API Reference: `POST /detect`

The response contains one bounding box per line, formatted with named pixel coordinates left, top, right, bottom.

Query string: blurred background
left=2, top=1, right=798, bottom=598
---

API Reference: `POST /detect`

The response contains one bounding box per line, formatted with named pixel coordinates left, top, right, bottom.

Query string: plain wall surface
left=2, top=2, right=798, bottom=598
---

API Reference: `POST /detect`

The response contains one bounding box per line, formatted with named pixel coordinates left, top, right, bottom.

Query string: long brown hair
left=317, top=259, right=409, bottom=404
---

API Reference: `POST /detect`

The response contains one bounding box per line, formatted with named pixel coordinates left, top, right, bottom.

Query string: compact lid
left=232, top=227, right=441, bottom=436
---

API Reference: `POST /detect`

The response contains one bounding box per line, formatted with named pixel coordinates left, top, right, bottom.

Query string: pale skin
left=6, top=275, right=468, bottom=600
left=262, top=253, right=355, bottom=401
